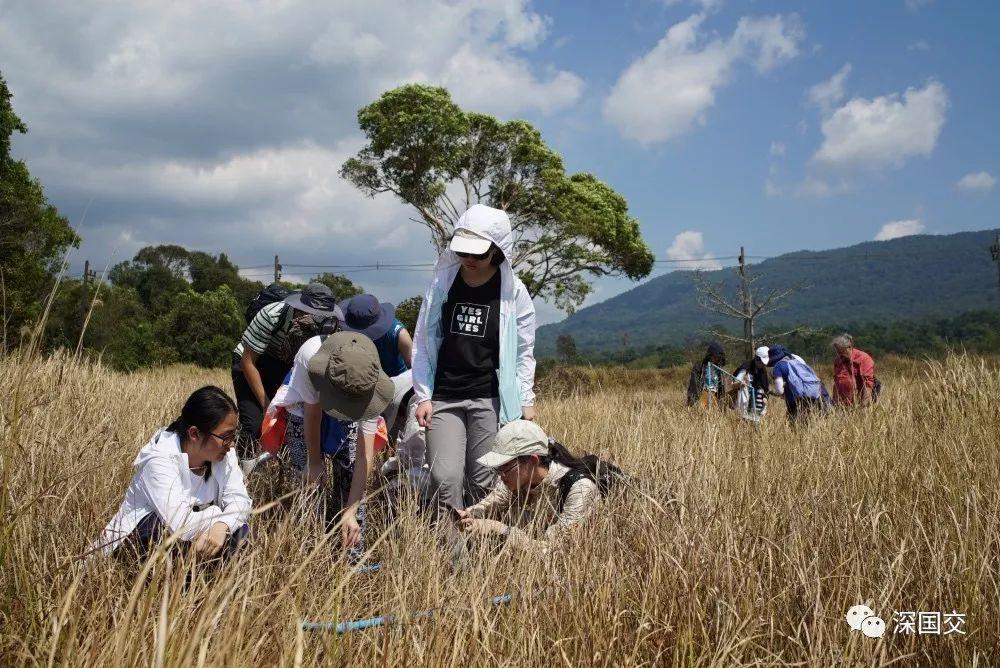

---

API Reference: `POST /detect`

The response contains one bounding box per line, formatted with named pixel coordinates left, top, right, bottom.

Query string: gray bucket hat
left=306, top=331, right=395, bottom=421
left=284, top=282, right=344, bottom=320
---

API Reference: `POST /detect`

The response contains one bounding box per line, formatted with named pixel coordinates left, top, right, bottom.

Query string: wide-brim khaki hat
left=306, top=331, right=395, bottom=422
left=477, top=419, right=549, bottom=469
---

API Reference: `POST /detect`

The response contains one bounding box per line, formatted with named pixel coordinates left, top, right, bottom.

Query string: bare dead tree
left=693, top=247, right=809, bottom=358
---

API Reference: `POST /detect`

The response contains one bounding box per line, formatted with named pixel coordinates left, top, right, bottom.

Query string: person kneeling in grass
left=455, top=420, right=599, bottom=556
left=92, top=386, right=251, bottom=561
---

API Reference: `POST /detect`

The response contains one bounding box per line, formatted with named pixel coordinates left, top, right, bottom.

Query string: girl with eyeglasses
left=412, top=204, right=537, bottom=513
left=91, top=386, right=252, bottom=561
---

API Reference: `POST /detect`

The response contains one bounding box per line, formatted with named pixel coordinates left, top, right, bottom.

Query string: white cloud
left=875, top=219, right=925, bottom=241
left=664, top=0, right=725, bottom=12
left=665, top=230, right=722, bottom=269
left=439, top=44, right=583, bottom=116
left=602, top=13, right=804, bottom=144
left=770, top=141, right=786, bottom=156
left=956, top=171, right=996, bottom=192
left=0, top=0, right=584, bottom=305
left=907, top=40, right=930, bottom=51
left=812, top=80, right=948, bottom=169
left=807, top=63, right=851, bottom=112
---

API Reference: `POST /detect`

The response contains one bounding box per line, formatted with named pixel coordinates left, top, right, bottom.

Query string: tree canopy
left=341, top=84, right=654, bottom=312
left=0, top=71, right=80, bottom=347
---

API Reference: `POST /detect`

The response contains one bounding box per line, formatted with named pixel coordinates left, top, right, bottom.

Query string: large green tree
left=341, top=84, right=654, bottom=312
left=0, top=72, right=80, bottom=347
left=311, top=272, right=364, bottom=302
left=110, top=245, right=263, bottom=316
left=155, top=286, right=244, bottom=368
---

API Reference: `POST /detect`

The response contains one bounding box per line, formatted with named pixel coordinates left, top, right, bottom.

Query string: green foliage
left=155, top=286, right=244, bottom=368
left=394, top=295, right=423, bottom=333
left=311, top=273, right=364, bottom=302
left=341, top=84, right=654, bottom=312
left=0, top=71, right=80, bottom=347
left=110, top=245, right=263, bottom=317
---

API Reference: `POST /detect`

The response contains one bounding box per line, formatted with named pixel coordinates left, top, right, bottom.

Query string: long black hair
left=734, top=358, right=769, bottom=393
left=546, top=439, right=589, bottom=474
left=167, top=386, right=237, bottom=477
left=489, top=244, right=506, bottom=267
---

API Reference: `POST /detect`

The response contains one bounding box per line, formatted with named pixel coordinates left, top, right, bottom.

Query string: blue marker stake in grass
left=302, top=594, right=513, bottom=634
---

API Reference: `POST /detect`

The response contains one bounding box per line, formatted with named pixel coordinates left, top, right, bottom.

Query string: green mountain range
left=536, top=229, right=1000, bottom=356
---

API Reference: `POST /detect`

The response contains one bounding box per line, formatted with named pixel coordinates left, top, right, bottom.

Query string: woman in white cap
left=454, top=420, right=599, bottom=556
left=412, top=204, right=537, bottom=511
left=728, top=346, right=770, bottom=422
left=274, top=331, right=394, bottom=557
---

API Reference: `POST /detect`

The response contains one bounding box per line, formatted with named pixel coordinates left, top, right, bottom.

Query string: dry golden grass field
left=2, top=351, right=999, bottom=666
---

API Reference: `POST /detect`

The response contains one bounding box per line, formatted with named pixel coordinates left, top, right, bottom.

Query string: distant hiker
left=766, top=345, right=830, bottom=422
left=686, top=341, right=727, bottom=407
left=454, top=420, right=599, bottom=556
left=831, top=334, right=879, bottom=407
left=273, top=331, right=394, bottom=559
left=92, top=386, right=251, bottom=560
left=232, top=283, right=343, bottom=458
left=412, top=204, right=537, bottom=512
left=728, top=346, right=770, bottom=422
left=339, top=293, right=413, bottom=377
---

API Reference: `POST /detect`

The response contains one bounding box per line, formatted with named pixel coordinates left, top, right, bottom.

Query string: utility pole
left=80, top=260, right=97, bottom=329
left=737, top=246, right=753, bottom=359
left=273, top=254, right=282, bottom=283
left=991, top=232, right=1000, bottom=292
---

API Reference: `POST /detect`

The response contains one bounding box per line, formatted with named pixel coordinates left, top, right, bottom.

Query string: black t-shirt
left=433, top=270, right=501, bottom=399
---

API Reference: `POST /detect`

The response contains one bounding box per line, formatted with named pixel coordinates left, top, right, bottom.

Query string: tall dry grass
left=1, top=350, right=998, bottom=666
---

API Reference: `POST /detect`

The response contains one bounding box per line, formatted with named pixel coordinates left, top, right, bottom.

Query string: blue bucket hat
left=339, top=294, right=395, bottom=341
left=767, top=344, right=790, bottom=367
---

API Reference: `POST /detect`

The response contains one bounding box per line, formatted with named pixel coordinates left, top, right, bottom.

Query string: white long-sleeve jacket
left=91, top=429, right=252, bottom=556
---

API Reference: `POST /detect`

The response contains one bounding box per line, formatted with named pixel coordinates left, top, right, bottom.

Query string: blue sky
left=1, top=0, right=997, bottom=324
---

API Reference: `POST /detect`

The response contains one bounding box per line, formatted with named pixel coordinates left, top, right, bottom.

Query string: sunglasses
left=455, top=249, right=491, bottom=260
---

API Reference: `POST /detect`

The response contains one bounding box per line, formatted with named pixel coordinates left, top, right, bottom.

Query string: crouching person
left=92, top=386, right=251, bottom=561
left=455, top=420, right=599, bottom=556
left=274, top=331, right=394, bottom=561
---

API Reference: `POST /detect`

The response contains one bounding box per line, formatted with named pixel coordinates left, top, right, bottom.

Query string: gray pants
left=426, top=397, right=500, bottom=510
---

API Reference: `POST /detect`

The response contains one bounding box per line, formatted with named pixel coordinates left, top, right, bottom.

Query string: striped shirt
left=233, top=302, right=293, bottom=359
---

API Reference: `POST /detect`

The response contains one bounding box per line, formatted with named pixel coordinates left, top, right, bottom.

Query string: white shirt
left=277, top=335, right=377, bottom=435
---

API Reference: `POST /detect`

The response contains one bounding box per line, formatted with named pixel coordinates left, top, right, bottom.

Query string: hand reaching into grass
left=341, top=510, right=362, bottom=549
left=458, top=518, right=507, bottom=537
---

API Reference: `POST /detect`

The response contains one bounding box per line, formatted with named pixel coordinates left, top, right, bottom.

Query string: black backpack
left=550, top=437, right=631, bottom=511
left=245, top=283, right=293, bottom=324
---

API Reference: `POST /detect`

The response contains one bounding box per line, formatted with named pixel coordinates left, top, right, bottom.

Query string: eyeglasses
left=209, top=429, right=238, bottom=446
left=455, top=249, right=491, bottom=260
